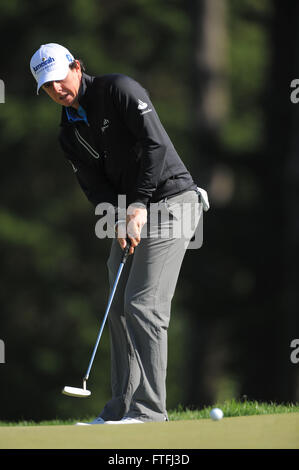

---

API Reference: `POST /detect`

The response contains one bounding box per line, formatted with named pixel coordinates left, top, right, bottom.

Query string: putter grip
left=121, top=238, right=131, bottom=264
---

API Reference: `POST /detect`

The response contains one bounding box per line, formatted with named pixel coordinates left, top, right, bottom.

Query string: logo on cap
left=33, top=56, right=55, bottom=73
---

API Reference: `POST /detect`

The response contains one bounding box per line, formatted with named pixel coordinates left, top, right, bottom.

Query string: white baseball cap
left=30, top=43, right=74, bottom=94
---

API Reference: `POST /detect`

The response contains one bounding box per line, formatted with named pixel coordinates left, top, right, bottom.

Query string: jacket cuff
left=133, top=195, right=150, bottom=206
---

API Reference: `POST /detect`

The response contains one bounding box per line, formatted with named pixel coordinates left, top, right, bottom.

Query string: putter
left=62, top=239, right=132, bottom=398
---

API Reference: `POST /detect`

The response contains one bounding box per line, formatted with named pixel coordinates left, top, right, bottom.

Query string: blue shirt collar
left=65, top=105, right=89, bottom=125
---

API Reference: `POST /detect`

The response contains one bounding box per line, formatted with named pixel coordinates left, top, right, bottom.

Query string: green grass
left=0, top=401, right=298, bottom=449
left=168, top=399, right=299, bottom=420
left=0, top=399, right=298, bottom=426
left=0, top=413, right=298, bottom=449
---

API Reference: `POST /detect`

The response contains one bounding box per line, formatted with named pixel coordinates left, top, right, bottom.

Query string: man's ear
left=74, top=59, right=81, bottom=70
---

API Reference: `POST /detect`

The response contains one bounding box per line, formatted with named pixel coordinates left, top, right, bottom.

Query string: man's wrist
left=129, top=202, right=147, bottom=209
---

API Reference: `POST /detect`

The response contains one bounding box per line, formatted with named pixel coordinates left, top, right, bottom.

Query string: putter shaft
left=83, top=242, right=131, bottom=382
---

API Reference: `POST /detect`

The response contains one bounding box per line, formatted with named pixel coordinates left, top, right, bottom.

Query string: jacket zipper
left=74, top=128, right=100, bottom=159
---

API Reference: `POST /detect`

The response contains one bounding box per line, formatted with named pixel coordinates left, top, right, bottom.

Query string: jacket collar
left=77, top=72, right=94, bottom=108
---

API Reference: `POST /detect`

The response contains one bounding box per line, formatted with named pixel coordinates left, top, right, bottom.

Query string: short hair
left=69, top=59, right=86, bottom=72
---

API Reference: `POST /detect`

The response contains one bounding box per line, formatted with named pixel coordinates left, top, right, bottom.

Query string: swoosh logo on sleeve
left=137, top=99, right=148, bottom=110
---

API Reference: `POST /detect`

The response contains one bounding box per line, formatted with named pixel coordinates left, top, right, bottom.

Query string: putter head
left=62, top=386, right=91, bottom=398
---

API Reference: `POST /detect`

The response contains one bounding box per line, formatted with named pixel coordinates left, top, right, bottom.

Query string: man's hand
left=116, top=204, right=147, bottom=255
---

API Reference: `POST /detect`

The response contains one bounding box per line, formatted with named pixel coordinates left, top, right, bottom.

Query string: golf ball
left=210, top=408, right=224, bottom=421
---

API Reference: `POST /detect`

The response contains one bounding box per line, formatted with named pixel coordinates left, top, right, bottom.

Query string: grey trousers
left=99, top=190, right=201, bottom=422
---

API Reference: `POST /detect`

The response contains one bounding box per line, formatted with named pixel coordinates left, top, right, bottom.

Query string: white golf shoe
left=105, top=417, right=144, bottom=424
left=76, top=416, right=105, bottom=425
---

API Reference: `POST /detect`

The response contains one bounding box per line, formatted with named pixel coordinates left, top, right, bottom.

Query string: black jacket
left=59, top=72, right=196, bottom=211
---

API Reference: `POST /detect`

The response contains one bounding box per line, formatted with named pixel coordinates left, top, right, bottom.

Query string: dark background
left=0, top=0, right=298, bottom=421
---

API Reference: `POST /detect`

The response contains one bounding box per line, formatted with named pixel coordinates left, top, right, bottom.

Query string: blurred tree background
left=0, top=0, right=298, bottom=421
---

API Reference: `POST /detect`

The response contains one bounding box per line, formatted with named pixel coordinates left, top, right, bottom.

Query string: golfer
left=30, top=43, right=208, bottom=424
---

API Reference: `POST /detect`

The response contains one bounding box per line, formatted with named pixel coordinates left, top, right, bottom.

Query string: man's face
left=42, top=61, right=82, bottom=108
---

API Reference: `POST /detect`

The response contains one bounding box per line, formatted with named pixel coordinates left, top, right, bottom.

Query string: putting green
left=0, top=413, right=298, bottom=449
